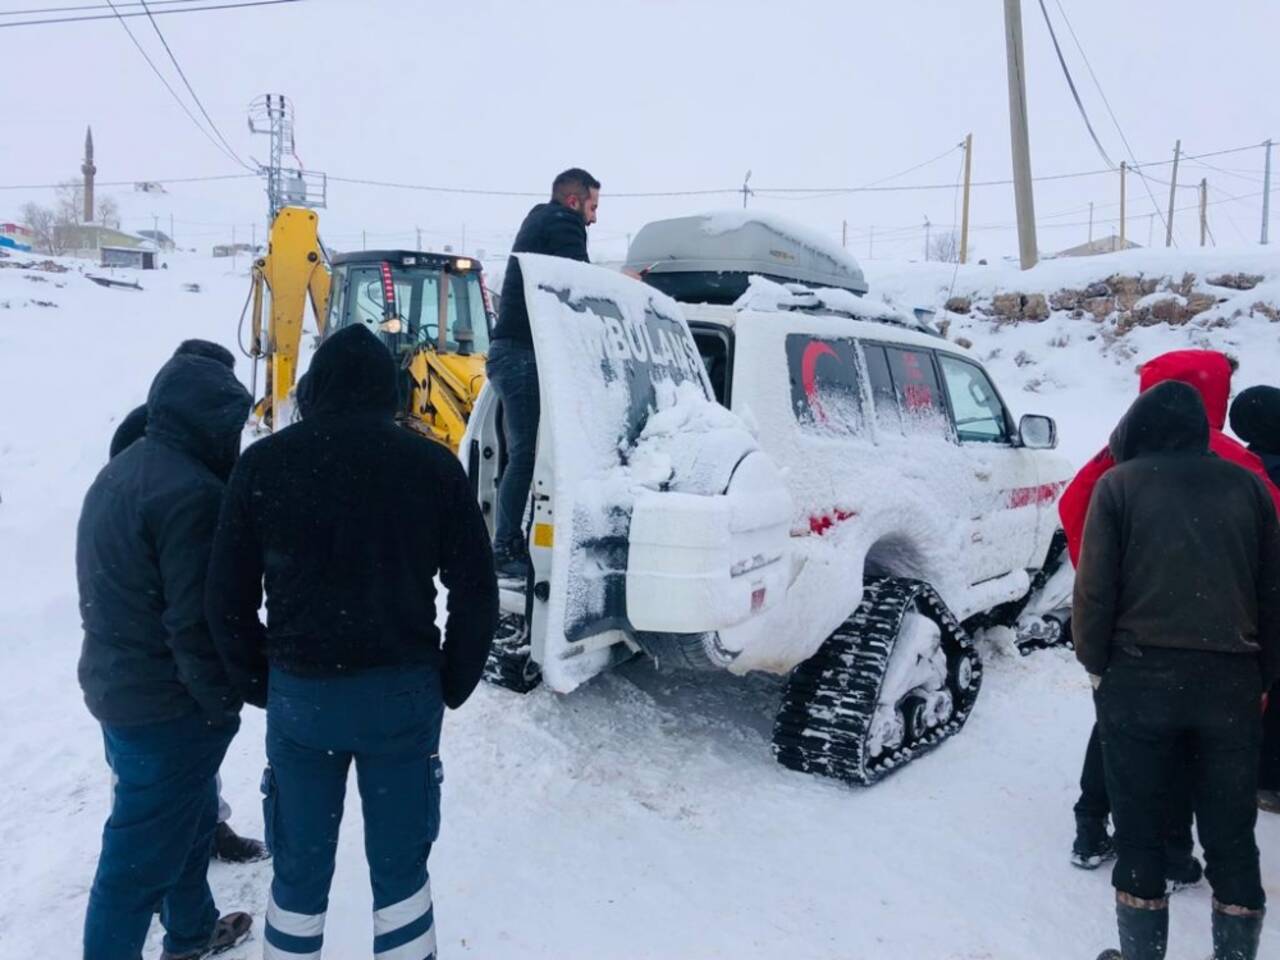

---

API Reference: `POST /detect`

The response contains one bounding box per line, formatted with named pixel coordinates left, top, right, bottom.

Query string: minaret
left=81, top=126, right=96, bottom=223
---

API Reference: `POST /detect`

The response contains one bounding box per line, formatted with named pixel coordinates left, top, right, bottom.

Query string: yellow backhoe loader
left=244, top=205, right=493, bottom=450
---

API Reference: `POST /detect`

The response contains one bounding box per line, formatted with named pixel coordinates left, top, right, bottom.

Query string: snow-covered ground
left=1, top=247, right=1278, bottom=959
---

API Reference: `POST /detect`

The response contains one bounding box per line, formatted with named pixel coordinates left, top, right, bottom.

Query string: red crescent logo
left=801, top=340, right=839, bottom=422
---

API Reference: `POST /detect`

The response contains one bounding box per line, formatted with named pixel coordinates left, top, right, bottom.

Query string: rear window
left=785, top=334, right=866, bottom=437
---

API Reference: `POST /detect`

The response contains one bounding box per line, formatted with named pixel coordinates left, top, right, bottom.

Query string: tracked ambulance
left=462, top=212, right=1072, bottom=785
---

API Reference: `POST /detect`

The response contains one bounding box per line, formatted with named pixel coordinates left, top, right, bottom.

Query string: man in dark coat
left=1230, top=383, right=1280, bottom=816
left=1075, top=381, right=1280, bottom=960
left=487, top=167, right=599, bottom=579
left=108, top=338, right=267, bottom=865
left=206, top=324, right=498, bottom=960
left=78, top=351, right=254, bottom=960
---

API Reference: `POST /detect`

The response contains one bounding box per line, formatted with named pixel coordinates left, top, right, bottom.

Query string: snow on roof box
left=626, top=211, right=869, bottom=305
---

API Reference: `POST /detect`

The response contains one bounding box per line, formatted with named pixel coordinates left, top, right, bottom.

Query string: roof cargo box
left=625, top=212, right=868, bottom=305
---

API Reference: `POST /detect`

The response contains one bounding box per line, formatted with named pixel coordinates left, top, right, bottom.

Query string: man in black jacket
left=206, top=324, right=497, bottom=960
left=488, top=167, right=599, bottom=578
left=78, top=352, right=253, bottom=960
left=1231, top=384, right=1280, bottom=816
left=108, top=338, right=267, bottom=865
left=1075, top=381, right=1280, bottom=960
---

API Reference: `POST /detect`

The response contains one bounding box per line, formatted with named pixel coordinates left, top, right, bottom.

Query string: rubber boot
left=1095, top=894, right=1168, bottom=960
left=1211, top=901, right=1264, bottom=960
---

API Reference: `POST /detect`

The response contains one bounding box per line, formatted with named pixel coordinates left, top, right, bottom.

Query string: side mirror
left=1019, top=414, right=1057, bottom=450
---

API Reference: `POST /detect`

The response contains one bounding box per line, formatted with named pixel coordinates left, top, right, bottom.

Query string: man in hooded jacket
left=1230, top=384, right=1280, bottom=815
left=206, top=324, right=498, bottom=960
left=1075, top=380, right=1280, bottom=960
left=108, top=338, right=268, bottom=865
left=1060, top=350, right=1280, bottom=876
left=78, top=351, right=253, bottom=960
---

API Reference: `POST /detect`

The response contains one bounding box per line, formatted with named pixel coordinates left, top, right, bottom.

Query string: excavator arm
left=247, top=206, right=331, bottom=428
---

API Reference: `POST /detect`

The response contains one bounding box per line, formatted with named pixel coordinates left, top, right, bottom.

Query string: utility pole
left=1148, top=214, right=1155, bottom=248
left=416, top=225, right=422, bottom=250
left=842, top=219, right=848, bottom=248
left=461, top=223, right=467, bottom=254
left=741, top=170, right=752, bottom=209
left=251, top=222, right=256, bottom=252
left=1262, top=139, right=1272, bottom=245
left=1199, top=178, right=1208, bottom=247
left=1003, top=0, right=1038, bottom=269
left=1119, top=161, right=1127, bottom=250
left=362, top=230, right=366, bottom=250
left=924, top=217, right=932, bottom=261
left=1088, top=202, right=1094, bottom=244
left=1165, top=139, right=1181, bottom=248
left=959, top=132, right=974, bottom=264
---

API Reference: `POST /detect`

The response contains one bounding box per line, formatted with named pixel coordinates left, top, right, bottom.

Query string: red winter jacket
left=1060, top=349, right=1280, bottom=566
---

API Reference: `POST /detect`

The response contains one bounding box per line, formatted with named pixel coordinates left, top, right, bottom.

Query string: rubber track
left=482, top=611, right=542, bottom=694
left=771, top=577, right=983, bottom=786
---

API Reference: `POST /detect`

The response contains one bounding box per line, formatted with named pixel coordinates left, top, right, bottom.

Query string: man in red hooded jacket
left=1060, top=350, right=1280, bottom=566
left=1060, top=349, right=1280, bottom=882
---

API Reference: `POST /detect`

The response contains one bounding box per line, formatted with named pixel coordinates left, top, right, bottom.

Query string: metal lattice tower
left=248, top=94, right=326, bottom=224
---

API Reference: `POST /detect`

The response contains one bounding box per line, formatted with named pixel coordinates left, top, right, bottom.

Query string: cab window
left=938, top=354, right=1012, bottom=443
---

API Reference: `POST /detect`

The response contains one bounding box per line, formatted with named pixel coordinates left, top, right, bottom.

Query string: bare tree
left=928, top=231, right=965, bottom=264
left=54, top=180, right=84, bottom=224
left=21, top=202, right=64, bottom=255
left=96, top=196, right=120, bottom=230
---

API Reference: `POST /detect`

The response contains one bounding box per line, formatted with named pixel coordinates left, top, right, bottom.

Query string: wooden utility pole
left=1262, top=139, right=1272, bottom=245
left=924, top=217, right=931, bottom=261
left=959, top=133, right=974, bottom=264
left=741, top=170, right=752, bottom=209
left=1119, top=161, right=1127, bottom=250
left=362, top=230, right=367, bottom=250
left=842, top=219, right=848, bottom=248
left=1199, top=178, right=1209, bottom=247
left=1003, top=0, right=1038, bottom=269
left=1165, top=139, right=1181, bottom=248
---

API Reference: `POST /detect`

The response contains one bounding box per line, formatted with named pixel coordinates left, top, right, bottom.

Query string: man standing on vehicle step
left=1075, top=381, right=1280, bottom=960
left=207, top=324, right=498, bottom=960
left=488, top=167, right=599, bottom=580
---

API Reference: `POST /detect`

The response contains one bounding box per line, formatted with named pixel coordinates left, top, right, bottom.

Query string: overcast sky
left=3, top=0, right=1277, bottom=261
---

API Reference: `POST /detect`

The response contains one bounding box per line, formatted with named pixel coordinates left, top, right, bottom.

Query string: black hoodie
left=206, top=325, right=498, bottom=709
left=1230, top=384, right=1280, bottom=487
left=1073, top=381, right=1280, bottom=683
left=77, top=353, right=251, bottom=726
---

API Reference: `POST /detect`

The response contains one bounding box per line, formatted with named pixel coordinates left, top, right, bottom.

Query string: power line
left=134, top=0, right=253, bottom=169
left=0, top=0, right=301, bottom=27
left=327, top=175, right=737, bottom=199
left=1, top=0, right=206, bottom=15
left=1035, top=0, right=1114, bottom=168
left=0, top=173, right=255, bottom=190
left=100, top=0, right=245, bottom=169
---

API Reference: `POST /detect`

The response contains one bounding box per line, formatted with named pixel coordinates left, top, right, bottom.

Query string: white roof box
left=625, top=211, right=869, bottom=305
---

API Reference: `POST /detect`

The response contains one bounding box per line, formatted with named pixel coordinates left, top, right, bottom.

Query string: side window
left=785, top=334, right=866, bottom=436
left=885, top=346, right=949, bottom=438
left=862, top=343, right=901, bottom=434
left=938, top=354, right=1012, bottom=443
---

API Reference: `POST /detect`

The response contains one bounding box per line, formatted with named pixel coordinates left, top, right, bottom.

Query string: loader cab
left=325, top=250, right=493, bottom=357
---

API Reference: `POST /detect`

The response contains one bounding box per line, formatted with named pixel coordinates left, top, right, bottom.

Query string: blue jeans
left=485, top=339, right=540, bottom=552
left=263, top=666, right=444, bottom=960
left=84, top=713, right=238, bottom=960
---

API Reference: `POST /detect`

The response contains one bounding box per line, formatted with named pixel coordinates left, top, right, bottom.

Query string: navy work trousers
left=1097, top=646, right=1264, bottom=909
left=83, top=712, right=237, bottom=960
left=262, top=666, right=444, bottom=960
left=485, top=338, right=540, bottom=552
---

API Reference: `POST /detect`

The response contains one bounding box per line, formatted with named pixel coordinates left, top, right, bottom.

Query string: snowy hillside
left=1, top=246, right=1277, bottom=959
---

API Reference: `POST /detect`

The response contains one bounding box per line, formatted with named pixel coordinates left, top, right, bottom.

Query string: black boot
left=158, top=911, right=252, bottom=959
left=211, top=821, right=270, bottom=864
left=1072, top=814, right=1117, bottom=870
left=1096, top=894, right=1168, bottom=960
left=494, top=539, right=530, bottom=584
left=1211, top=901, right=1264, bottom=960
left=1163, top=849, right=1203, bottom=893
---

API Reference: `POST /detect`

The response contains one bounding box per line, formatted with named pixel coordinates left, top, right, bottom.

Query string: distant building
left=0, top=222, right=33, bottom=252
left=57, top=223, right=150, bottom=258
left=101, top=245, right=157, bottom=269
left=212, top=242, right=261, bottom=258
left=1052, top=234, right=1141, bottom=258
left=138, top=229, right=176, bottom=251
